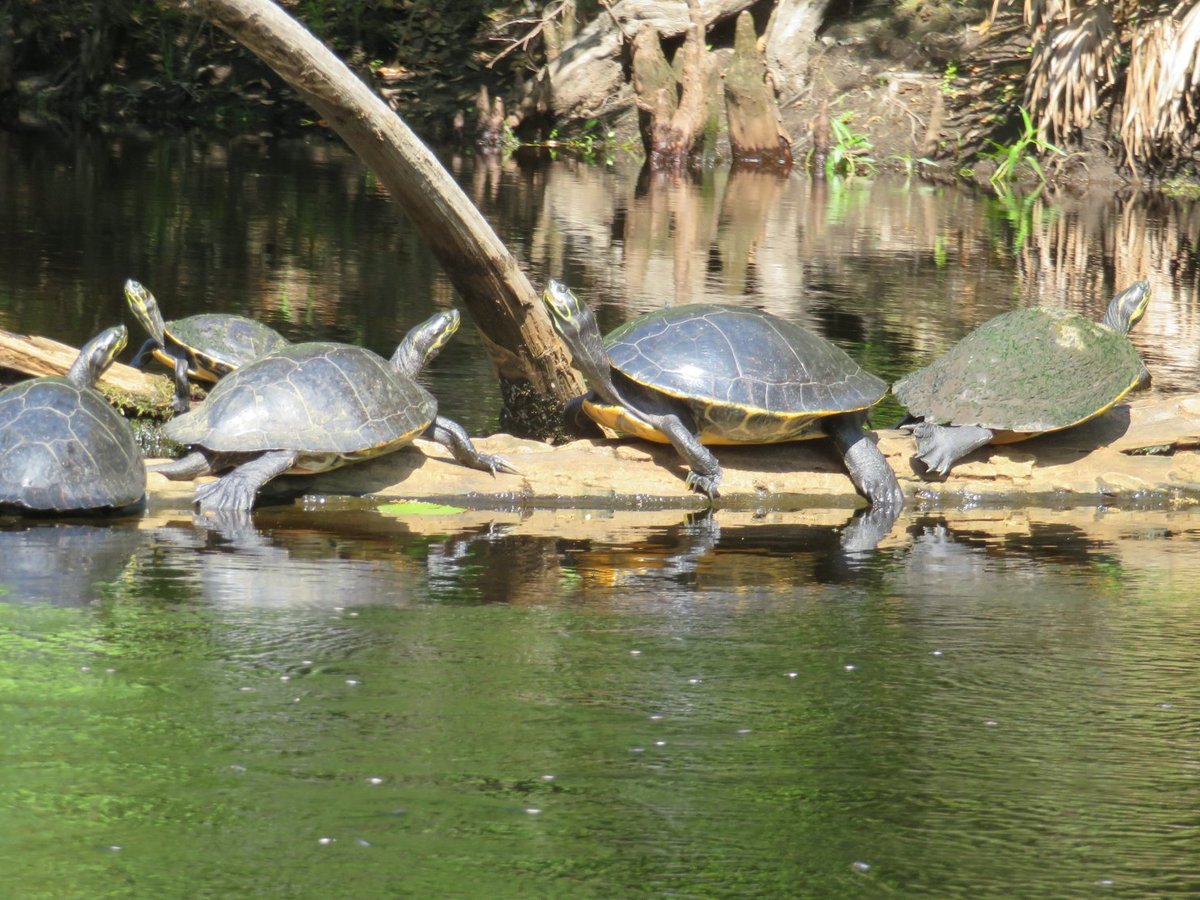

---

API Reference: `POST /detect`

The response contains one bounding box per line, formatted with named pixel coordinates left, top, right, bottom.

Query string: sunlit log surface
left=144, top=394, right=1200, bottom=510
left=0, top=327, right=173, bottom=412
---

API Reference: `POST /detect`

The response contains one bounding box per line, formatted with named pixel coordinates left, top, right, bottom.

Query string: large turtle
left=155, top=309, right=515, bottom=512
left=125, top=278, right=289, bottom=413
left=0, top=325, right=146, bottom=513
left=893, top=279, right=1151, bottom=475
left=542, top=280, right=904, bottom=517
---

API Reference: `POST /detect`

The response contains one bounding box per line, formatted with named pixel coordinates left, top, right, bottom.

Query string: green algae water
left=2, top=509, right=1200, bottom=897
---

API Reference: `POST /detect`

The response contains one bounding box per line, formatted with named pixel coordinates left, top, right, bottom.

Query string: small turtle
left=155, top=309, right=516, bottom=512
left=542, top=281, right=904, bottom=518
left=893, top=280, right=1151, bottom=475
left=125, top=278, right=289, bottom=413
left=0, top=325, right=146, bottom=513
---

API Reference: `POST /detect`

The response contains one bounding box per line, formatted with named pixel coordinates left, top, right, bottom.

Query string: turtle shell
left=603, top=304, right=886, bottom=442
left=893, top=306, right=1147, bottom=434
left=164, top=314, right=289, bottom=380
left=163, top=342, right=435, bottom=456
left=0, top=377, right=146, bottom=512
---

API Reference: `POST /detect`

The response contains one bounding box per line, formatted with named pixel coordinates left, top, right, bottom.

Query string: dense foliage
left=0, top=0, right=525, bottom=136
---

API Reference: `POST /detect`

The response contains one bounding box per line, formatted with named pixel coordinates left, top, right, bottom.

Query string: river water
left=2, top=130, right=1200, bottom=897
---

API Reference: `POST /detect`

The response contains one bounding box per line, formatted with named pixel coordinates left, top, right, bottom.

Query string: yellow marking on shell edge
left=152, top=348, right=219, bottom=383
left=988, top=371, right=1144, bottom=443
left=583, top=400, right=825, bottom=446
left=632, top=376, right=875, bottom=416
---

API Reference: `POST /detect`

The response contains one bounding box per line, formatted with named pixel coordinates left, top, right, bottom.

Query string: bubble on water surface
left=844, top=664, right=857, bottom=671
left=1096, top=878, right=1114, bottom=887
left=318, top=837, right=335, bottom=846
left=541, top=774, right=555, bottom=782
left=930, top=650, right=943, bottom=656
left=630, top=649, right=641, bottom=656
left=366, top=777, right=384, bottom=785
left=787, top=672, right=798, bottom=678
left=524, top=808, right=541, bottom=815
left=736, top=728, right=752, bottom=735
left=688, top=677, right=703, bottom=684
left=851, top=860, right=870, bottom=872
left=983, top=719, right=998, bottom=727
left=345, top=679, right=360, bottom=686
left=355, top=838, right=372, bottom=847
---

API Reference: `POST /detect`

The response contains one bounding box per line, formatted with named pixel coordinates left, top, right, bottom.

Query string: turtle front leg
left=826, top=411, right=905, bottom=510
left=425, top=416, right=519, bottom=475
left=642, top=412, right=722, bottom=500
left=194, top=449, right=298, bottom=512
left=129, top=338, right=158, bottom=369
left=171, top=354, right=193, bottom=414
left=910, top=422, right=994, bottom=476
left=151, top=451, right=214, bottom=481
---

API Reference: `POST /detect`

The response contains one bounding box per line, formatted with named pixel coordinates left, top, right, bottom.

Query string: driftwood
left=543, top=0, right=757, bottom=120
left=143, top=395, right=1200, bottom=511
left=0, top=327, right=173, bottom=413
left=175, top=0, right=584, bottom=435
left=724, top=11, right=793, bottom=167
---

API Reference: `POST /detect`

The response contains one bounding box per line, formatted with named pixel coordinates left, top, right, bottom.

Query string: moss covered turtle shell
left=0, top=377, right=146, bottom=511
left=164, top=342, right=435, bottom=454
left=893, top=307, right=1147, bottom=434
left=605, top=304, right=886, bottom=437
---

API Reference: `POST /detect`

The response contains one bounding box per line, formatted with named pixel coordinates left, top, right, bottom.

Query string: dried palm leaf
left=1122, top=1, right=1200, bottom=165
left=1025, top=4, right=1116, bottom=141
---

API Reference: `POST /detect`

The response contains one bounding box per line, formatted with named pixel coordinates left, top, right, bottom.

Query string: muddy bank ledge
left=145, top=394, right=1200, bottom=510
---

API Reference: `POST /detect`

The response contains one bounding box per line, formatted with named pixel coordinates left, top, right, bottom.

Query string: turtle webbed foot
left=195, top=472, right=260, bottom=512
left=193, top=449, right=297, bottom=513
left=910, top=422, right=993, bottom=476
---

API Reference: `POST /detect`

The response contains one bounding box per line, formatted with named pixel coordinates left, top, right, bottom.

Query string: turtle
left=125, top=278, right=289, bottom=414
left=541, top=280, right=905, bottom=516
left=154, top=308, right=517, bottom=512
left=0, top=325, right=146, bottom=514
left=892, top=279, right=1152, bottom=475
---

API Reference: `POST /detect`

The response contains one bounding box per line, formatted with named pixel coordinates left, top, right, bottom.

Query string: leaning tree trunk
left=174, top=0, right=584, bottom=435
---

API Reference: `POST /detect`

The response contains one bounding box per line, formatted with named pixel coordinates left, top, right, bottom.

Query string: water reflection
left=0, top=521, right=142, bottom=605
left=4, top=130, right=1200, bottom=417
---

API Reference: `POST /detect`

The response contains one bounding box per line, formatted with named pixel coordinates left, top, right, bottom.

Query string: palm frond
left=1121, top=1, right=1200, bottom=164
left=1025, top=4, right=1116, bottom=141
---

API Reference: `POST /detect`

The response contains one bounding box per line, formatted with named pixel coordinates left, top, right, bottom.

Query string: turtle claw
left=481, top=453, right=520, bottom=477
left=685, top=469, right=721, bottom=501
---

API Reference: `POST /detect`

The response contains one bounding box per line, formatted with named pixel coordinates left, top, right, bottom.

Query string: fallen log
left=0, top=326, right=174, bottom=414
left=144, top=394, right=1200, bottom=510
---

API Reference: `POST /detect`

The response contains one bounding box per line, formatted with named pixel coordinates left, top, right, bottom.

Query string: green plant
left=941, top=61, right=959, bottom=95
left=826, top=114, right=875, bottom=177
left=980, top=106, right=1064, bottom=187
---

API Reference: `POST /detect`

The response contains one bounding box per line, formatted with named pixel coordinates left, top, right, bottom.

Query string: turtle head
left=67, top=325, right=128, bottom=388
left=390, top=309, right=461, bottom=379
left=542, top=280, right=608, bottom=377
left=1102, top=279, right=1151, bottom=334
left=124, top=278, right=167, bottom=345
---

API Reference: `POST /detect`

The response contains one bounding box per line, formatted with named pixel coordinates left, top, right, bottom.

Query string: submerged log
left=0, top=327, right=173, bottom=413
left=144, top=395, right=1200, bottom=510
